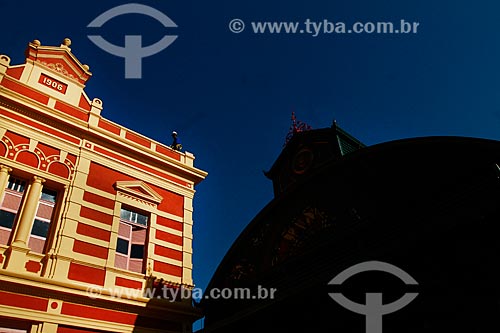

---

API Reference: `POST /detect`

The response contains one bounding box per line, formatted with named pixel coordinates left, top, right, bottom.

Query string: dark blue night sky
left=1, top=1, right=500, bottom=328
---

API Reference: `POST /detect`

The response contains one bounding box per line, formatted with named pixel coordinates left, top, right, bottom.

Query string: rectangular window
left=28, top=187, right=58, bottom=253
left=0, top=176, right=26, bottom=246
left=116, top=238, right=129, bottom=255
left=130, top=244, right=144, bottom=259
left=0, top=327, right=28, bottom=333
left=31, top=219, right=50, bottom=238
left=40, top=188, right=57, bottom=203
left=120, top=208, right=148, bottom=226
left=7, top=177, right=26, bottom=192
left=0, top=317, right=30, bottom=333
left=0, top=211, right=15, bottom=229
left=115, top=207, right=149, bottom=273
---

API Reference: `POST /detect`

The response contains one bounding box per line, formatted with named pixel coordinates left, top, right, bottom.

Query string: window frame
left=0, top=173, right=63, bottom=254
left=6, top=177, right=26, bottom=192
left=0, top=175, right=28, bottom=247
left=115, top=206, right=150, bottom=273
left=27, top=185, right=60, bottom=253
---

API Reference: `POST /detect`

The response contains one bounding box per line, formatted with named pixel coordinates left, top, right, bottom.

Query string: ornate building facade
left=0, top=39, right=207, bottom=333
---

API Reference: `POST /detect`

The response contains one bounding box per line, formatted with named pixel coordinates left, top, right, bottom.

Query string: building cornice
left=0, top=92, right=207, bottom=185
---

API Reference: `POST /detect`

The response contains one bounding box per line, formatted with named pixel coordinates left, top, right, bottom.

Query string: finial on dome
left=32, top=39, right=41, bottom=47
left=284, top=111, right=312, bottom=146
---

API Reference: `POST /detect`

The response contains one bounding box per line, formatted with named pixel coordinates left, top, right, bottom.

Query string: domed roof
left=202, top=135, right=500, bottom=332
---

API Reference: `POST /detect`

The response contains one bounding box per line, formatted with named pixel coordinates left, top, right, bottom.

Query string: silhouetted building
left=201, top=120, right=500, bottom=332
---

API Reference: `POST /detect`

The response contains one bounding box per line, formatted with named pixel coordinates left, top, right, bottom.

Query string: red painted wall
left=73, top=240, right=109, bottom=259
left=67, top=263, right=106, bottom=286
left=86, top=162, right=185, bottom=217
left=154, top=245, right=183, bottom=261
left=79, top=206, right=113, bottom=226
left=156, top=216, right=183, bottom=231
left=115, top=277, right=142, bottom=289
left=155, top=230, right=183, bottom=246
left=83, top=191, right=115, bottom=210
left=16, top=151, right=39, bottom=168
left=153, top=261, right=182, bottom=277
left=76, top=223, right=111, bottom=242
left=61, top=303, right=136, bottom=325
left=0, top=291, right=48, bottom=311
left=48, top=162, right=70, bottom=178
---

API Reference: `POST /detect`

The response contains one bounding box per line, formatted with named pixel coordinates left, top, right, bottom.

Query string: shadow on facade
left=199, top=131, right=500, bottom=332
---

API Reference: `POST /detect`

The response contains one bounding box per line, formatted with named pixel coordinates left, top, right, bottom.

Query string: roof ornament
left=60, top=38, right=72, bottom=51
left=170, top=131, right=183, bottom=151
left=284, top=112, right=312, bottom=145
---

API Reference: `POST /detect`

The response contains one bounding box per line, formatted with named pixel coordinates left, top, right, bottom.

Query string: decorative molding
left=0, top=98, right=85, bottom=141
left=0, top=97, right=205, bottom=189
left=37, top=60, right=75, bottom=79
left=2, top=133, right=75, bottom=180
left=117, top=191, right=156, bottom=208
left=115, top=180, right=163, bottom=205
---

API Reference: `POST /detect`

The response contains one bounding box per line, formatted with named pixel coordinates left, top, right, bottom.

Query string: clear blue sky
left=1, top=0, right=500, bottom=328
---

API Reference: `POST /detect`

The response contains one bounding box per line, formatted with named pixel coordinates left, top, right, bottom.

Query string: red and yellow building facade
left=0, top=39, right=207, bottom=333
